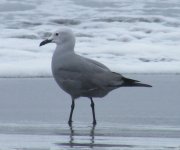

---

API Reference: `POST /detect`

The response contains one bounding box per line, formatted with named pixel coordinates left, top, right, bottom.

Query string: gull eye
left=55, top=33, right=59, bottom=36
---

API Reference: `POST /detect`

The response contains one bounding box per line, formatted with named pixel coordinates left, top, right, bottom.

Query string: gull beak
left=39, top=39, right=52, bottom=46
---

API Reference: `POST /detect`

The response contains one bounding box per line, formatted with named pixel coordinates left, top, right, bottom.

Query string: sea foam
left=0, top=0, right=180, bottom=77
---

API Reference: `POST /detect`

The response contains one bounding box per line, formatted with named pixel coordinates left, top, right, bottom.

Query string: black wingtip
left=122, top=77, right=152, bottom=87
left=134, top=83, right=152, bottom=87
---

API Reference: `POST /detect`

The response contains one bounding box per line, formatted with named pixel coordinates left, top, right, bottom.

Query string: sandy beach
left=0, top=74, right=180, bottom=150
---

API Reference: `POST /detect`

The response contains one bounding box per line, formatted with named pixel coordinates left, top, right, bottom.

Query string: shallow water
left=0, top=0, right=180, bottom=76
left=1, top=123, right=180, bottom=150
left=0, top=75, right=180, bottom=149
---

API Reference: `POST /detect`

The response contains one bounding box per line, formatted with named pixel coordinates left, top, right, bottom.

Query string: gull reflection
left=68, top=124, right=96, bottom=148
left=69, top=124, right=74, bottom=147
left=90, top=125, right=95, bottom=148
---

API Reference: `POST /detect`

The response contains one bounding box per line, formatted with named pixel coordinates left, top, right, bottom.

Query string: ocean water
left=0, top=0, right=180, bottom=77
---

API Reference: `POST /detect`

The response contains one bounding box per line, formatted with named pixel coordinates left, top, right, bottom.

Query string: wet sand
left=0, top=75, right=180, bottom=150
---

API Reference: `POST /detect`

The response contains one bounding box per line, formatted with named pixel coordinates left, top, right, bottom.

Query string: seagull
left=40, top=28, right=152, bottom=125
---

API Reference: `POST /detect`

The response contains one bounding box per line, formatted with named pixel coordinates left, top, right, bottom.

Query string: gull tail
left=122, top=77, right=152, bottom=87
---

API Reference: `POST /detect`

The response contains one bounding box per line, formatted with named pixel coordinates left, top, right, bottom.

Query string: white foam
left=0, top=0, right=180, bottom=77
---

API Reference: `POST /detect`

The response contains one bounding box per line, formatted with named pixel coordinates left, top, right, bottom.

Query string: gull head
left=39, top=28, right=75, bottom=47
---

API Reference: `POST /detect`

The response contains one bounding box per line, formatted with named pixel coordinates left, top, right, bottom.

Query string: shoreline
left=0, top=73, right=179, bottom=78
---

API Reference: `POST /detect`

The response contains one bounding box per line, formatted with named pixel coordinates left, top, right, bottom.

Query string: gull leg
left=90, top=98, right=97, bottom=125
left=68, top=98, right=75, bottom=126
